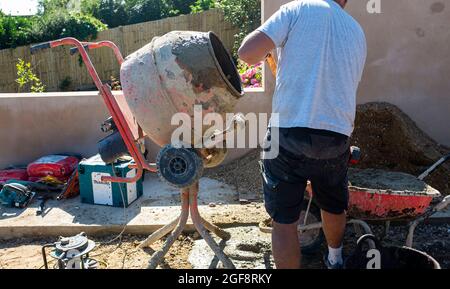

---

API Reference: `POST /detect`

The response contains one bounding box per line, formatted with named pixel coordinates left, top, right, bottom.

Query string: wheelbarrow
left=30, top=31, right=245, bottom=268
left=259, top=150, right=450, bottom=254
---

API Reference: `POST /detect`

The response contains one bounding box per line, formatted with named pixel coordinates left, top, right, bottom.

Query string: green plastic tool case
left=78, top=155, right=143, bottom=207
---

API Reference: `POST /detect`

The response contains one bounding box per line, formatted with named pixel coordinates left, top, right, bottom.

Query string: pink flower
left=247, top=68, right=257, bottom=78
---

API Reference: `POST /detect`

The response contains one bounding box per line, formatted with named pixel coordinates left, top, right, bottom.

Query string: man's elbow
left=238, top=46, right=260, bottom=66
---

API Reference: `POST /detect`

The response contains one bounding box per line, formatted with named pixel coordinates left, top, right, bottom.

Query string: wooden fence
left=0, top=9, right=238, bottom=93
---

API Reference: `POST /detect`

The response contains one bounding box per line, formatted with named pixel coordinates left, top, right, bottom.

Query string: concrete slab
left=0, top=175, right=269, bottom=239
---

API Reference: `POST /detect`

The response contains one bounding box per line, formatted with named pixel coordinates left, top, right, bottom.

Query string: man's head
left=334, top=0, right=348, bottom=8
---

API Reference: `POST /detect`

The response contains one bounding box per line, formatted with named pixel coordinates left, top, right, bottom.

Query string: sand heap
left=351, top=102, right=449, bottom=196
left=207, top=102, right=450, bottom=197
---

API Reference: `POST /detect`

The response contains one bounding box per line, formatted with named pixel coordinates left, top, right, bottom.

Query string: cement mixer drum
left=121, top=31, right=243, bottom=147
left=120, top=31, right=243, bottom=187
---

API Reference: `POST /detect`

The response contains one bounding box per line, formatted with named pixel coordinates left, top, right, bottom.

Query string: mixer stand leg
left=143, top=182, right=235, bottom=269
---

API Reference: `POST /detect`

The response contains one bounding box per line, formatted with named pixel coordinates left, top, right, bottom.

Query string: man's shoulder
left=281, top=0, right=330, bottom=10
left=337, top=8, right=366, bottom=41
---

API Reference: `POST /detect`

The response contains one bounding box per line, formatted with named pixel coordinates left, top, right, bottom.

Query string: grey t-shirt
left=257, top=0, right=367, bottom=136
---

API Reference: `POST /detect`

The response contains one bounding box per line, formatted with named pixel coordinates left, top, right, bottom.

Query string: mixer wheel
left=156, top=145, right=204, bottom=188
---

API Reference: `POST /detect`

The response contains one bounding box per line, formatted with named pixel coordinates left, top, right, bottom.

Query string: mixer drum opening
left=208, top=32, right=243, bottom=96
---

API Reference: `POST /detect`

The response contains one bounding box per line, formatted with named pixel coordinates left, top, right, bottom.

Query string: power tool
left=0, top=182, right=35, bottom=208
left=42, top=232, right=98, bottom=269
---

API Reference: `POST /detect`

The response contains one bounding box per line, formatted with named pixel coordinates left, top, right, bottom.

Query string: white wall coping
left=0, top=88, right=266, bottom=99
left=0, top=91, right=103, bottom=98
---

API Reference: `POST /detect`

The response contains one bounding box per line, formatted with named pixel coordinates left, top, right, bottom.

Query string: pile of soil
left=207, top=102, right=450, bottom=196
left=351, top=102, right=450, bottom=196
left=205, top=150, right=263, bottom=200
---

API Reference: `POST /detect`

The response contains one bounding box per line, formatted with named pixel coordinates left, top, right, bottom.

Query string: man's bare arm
left=238, top=31, right=276, bottom=66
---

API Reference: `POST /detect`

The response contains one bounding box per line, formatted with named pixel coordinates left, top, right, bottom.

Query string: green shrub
left=190, top=0, right=216, bottom=13
left=29, top=10, right=107, bottom=43
left=59, top=76, right=72, bottom=91
left=81, top=0, right=201, bottom=28
left=0, top=13, right=34, bottom=49
left=0, top=9, right=106, bottom=50
left=15, top=58, right=46, bottom=93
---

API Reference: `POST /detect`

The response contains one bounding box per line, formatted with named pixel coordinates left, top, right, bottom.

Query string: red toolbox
left=0, top=169, right=29, bottom=184
left=27, top=155, right=79, bottom=181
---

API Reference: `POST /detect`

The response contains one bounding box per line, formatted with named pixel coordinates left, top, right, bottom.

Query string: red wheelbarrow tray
left=347, top=168, right=441, bottom=221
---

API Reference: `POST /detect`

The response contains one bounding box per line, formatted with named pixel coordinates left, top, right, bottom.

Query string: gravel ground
left=299, top=223, right=450, bottom=269
left=0, top=223, right=448, bottom=269
left=205, top=150, right=263, bottom=200
left=0, top=234, right=194, bottom=269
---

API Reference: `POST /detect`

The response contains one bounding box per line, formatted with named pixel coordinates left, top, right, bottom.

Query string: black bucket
left=345, top=234, right=440, bottom=269
left=97, top=131, right=129, bottom=164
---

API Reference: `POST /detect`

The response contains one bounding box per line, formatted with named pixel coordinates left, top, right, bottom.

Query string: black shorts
left=261, top=127, right=350, bottom=224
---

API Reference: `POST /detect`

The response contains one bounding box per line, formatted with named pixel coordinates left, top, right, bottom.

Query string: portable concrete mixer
left=32, top=31, right=244, bottom=188
left=31, top=31, right=246, bottom=268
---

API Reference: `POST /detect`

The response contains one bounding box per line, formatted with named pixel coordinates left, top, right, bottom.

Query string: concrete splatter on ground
left=189, top=226, right=273, bottom=269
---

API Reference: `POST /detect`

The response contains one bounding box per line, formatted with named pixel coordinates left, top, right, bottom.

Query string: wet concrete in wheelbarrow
left=348, top=168, right=431, bottom=192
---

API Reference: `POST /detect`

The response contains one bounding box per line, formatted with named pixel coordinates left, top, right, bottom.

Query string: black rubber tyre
left=156, top=145, right=203, bottom=188
left=299, top=200, right=325, bottom=255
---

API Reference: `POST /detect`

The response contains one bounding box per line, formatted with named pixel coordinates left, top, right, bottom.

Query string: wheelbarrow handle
left=417, top=153, right=450, bottom=180
left=30, top=42, right=51, bottom=54
left=434, top=195, right=450, bottom=212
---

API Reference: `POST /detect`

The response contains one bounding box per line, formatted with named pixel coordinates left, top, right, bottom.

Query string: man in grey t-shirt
left=239, top=0, right=367, bottom=269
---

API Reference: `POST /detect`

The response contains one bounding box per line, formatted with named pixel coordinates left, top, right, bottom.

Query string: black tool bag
left=344, top=234, right=440, bottom=269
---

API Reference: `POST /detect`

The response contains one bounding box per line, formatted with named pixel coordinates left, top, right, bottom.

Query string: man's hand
left=238, top=30, right=276, bottom=66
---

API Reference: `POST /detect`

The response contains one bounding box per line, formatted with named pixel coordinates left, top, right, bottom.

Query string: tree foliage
left=29, top=10, right=107, bottom=44
left=217, top=0, right=261, bottom=57
left=0, top=12, right=34, bottom=49
left=0, top=0, right=106, bottom=50
left=0, top=0, right=261, bottom=54
left=81, top=0, right=199, bottom=28
left=190, top=0, right=216, bottom=13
